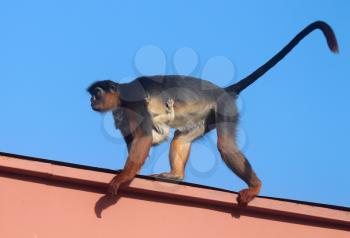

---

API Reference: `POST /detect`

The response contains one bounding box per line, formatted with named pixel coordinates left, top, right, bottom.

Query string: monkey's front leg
left=108, top=135, right=152, bottom=196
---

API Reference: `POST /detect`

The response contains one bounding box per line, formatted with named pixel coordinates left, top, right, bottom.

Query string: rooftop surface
left=0, top=151, right=349, bottom=237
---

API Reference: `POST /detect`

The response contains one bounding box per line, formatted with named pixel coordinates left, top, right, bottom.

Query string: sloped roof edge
left=0, top=151, right=349, bottom=230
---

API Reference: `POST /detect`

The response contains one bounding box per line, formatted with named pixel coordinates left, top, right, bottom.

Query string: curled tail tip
left=314, top=20, right=339, bottom=54
left=332, top=44, right=340, bottom=54
left=328, top=35, right=339, bottom=54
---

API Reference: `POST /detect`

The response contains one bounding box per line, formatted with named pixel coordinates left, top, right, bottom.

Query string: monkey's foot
left=154, top=124, right=165, bottom=135
left=237, top=186, right=260, bottom=206
left=153, top=172, right=183, bottom=181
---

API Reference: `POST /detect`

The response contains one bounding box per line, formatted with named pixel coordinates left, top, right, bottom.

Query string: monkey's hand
left=107, top=175, right=121, bottom=197
left=237, top=186, right=261, bottom=206
left=165, top=98, right=174, bottom=112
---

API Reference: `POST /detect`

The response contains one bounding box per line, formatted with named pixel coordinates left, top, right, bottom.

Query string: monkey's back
left=135, top=75, right=223, bottom=103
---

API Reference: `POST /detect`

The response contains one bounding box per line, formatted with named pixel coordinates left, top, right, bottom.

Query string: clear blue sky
left=1, top=0, right=349, bottom=207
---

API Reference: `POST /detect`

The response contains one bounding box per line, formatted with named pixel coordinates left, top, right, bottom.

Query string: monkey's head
left=87, top=80, right=120, bottom=112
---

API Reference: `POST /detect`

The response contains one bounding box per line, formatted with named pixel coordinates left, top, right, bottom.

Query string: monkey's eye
left=94, top=89, right=102, bottom=99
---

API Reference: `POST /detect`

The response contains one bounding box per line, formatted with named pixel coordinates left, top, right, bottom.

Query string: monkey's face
left=88, top=81, right=120, bottom=112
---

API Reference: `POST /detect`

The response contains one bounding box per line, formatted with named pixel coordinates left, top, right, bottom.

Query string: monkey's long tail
left=225, top=21, right=339, bottom=95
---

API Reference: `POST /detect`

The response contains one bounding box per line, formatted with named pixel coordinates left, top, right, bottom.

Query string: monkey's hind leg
left=156, top=125, right=205, bottom=181
left=216, top=96, right=262, bottom=205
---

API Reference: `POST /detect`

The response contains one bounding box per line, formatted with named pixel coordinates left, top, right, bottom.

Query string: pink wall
left=0, top=153, right=349, bottom=238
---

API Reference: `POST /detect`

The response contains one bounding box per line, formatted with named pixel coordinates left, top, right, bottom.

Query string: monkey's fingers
left=237, top=188, right=258, bottom=206
left=107, top=183, right=119, bottom=197
left=166, top=98, right=174, bottom=107
left=107, top=177, right=120, bottom=197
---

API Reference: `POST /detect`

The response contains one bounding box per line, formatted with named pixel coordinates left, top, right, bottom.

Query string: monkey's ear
left=109, top=83, right=118, bottom=92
